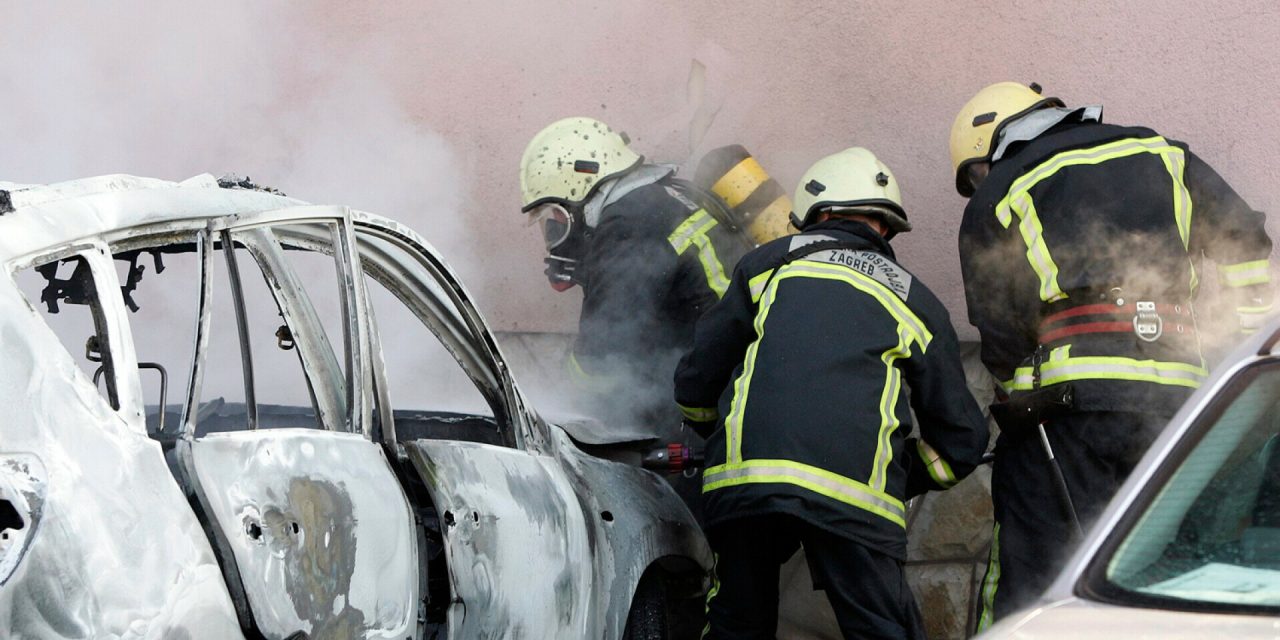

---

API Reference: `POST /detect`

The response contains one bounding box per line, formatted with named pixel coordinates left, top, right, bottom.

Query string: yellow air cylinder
left=694, top=145, right=797, bottom=245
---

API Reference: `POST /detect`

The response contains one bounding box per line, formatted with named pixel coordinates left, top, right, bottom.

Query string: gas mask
left=527, top=201, right=588, bottom=291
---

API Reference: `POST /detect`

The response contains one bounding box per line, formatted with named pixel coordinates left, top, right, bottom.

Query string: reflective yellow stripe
left=748, top=269, right=774, bottom=303
left=994, top=136, right=1192, bottom=302
left=691, top=231, right=730, bottom=297
left=916, top=439, right=959, bottom=488
left=727, top=261, right=931, bottom=465
left=678, top=403, right=718, bottom=423
left=1220, top=259, right=1272, bottom=288
left=701, top=552, right=721, bottom=639
left=869, top=326, right=913, bottom=491
left=1013, top=193, right=1066, bottom=302
left=977, top=523, right=1002, bottom=632
left=1005, top=356, right=1208, bottom=391
left=704, top=459, right=906, bottom=528
left=1005, top=136, right=1180, bottom=197
left=567, top=352, right=615, bottom=392
left=724, top=266, right=785, bottom=463
left=710, top=156, right=768, bottom=208
left=1157, top=146, right=1193, bottom=249
left=1239, top=302, right=1275, bottom=315
left=785, top=261, right=933, bottom=348
left=668, top=209, right=731, bottom=298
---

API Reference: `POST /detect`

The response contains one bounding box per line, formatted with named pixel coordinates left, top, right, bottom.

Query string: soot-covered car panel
left=0, top=174, right=710, bottom=639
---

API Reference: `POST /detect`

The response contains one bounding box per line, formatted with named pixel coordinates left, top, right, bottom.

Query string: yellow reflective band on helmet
left=668, top=209, right=731, bottom=298
left=678, top=403, right=718, bottom=423
left=1220, top=259, right=1272, bottom=288
left=869, top=326, right=914, bottom=491
left=916, top=439, right=959, bottom=488
left=994, top=136, right=1193, bottom=302
left=703, top=459, right=907, bottom=528
left=710, top=156, right=769, bottom=208
left=748, top=268, right=775, bottom=303
left=1004, top=356, right=1208, bottom=392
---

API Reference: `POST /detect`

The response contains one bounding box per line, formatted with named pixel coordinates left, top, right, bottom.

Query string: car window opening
left=16, top=254, right=121, bottom=411
left=1096, top=362, right=1280, bottom=612
left=355, top=228, right=511, bottom=448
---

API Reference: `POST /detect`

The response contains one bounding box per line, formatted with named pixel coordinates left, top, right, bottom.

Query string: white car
left=980, top=317, right=1280, bottom=637
left=0, top=174, right=710, bottom=639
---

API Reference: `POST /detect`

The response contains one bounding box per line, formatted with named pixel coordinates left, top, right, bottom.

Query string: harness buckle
left=1133, top=301, right=1163, bottom=342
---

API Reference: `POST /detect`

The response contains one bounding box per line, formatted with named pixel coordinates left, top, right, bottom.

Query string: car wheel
left=623, top=573, right=671, bottom=640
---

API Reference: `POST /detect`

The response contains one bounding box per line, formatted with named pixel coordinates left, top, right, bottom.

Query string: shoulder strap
left=666, top=177, right=754, bottom=250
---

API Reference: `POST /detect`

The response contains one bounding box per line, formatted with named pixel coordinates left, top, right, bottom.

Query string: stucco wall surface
left=5, top=2, right=1277, bottom=338
left=296, top=0, right=1280, bottom=336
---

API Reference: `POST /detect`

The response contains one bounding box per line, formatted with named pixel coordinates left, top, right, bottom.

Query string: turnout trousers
left=704, top=513, right=924, bottom=640
left=978, top=410, right=1169, bottom=627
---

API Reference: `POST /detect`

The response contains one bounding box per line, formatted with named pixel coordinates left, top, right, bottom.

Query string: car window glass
left=14, top=255, right=119, bottom=410
left=110, top=243, right=201, bottom=434
left=1105, top=363, right=1280, bottom=609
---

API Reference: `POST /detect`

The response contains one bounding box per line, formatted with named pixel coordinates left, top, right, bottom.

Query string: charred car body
left=0, top=174, right=710, bottom=639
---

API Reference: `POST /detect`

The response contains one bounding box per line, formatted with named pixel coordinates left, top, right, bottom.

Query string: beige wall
left=322, top=0, right=1280, bottom=336
left=6, top=1, right=1279, bottom=337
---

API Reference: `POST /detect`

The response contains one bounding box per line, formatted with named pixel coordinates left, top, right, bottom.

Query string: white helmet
left=519, top=117, right=642, bottom=212
left=790, top=147, right=910, bottom=237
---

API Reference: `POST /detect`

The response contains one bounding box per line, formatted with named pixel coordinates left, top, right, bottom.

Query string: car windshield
left=1102, top=361, right=1280, bottom=611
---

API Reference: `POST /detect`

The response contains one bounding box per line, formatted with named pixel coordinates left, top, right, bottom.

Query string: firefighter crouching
left=519, top=117, right=753, bottom=435
left=675, top=147, right=989, bottom=639
left=950, top=82, right=1276, bottom=627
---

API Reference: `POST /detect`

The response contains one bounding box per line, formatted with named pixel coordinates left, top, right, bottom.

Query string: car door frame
left=131, top=206, right=421, bottom=639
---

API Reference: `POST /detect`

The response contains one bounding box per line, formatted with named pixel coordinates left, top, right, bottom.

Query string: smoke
left=1, top=3, right=494, bottom=415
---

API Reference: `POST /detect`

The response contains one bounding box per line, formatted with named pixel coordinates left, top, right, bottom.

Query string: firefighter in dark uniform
left=949, top=82, right=1275, bottom=627
left=519, top=117, right=752, bottom=434
left=675, top=147, right=989, bottom=639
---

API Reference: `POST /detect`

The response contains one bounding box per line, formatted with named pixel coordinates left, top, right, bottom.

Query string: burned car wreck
left=0, top=174, right=710, bottom=639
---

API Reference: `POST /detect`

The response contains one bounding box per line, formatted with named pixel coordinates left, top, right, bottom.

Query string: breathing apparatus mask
left=527, top=201, right=588, bottom=291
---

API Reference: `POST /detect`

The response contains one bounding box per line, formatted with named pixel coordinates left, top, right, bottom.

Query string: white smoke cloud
left=1, top=3, right=497, bottom=415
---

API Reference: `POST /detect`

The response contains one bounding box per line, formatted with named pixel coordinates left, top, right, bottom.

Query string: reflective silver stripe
left=1007, top=136, right=1175, bottom=197
left=1013, top=193, right=1065, bottom=302
left=1221, top=260, right=1271, bottom=288
left=788, top=233, right=836, bottom=251
left=1162, top=147, right=1193, bottom=249
left=869, top=326, right=911, bottom=491
left=775, top=262, right=931, bottom=348
left=679, top=404, right=718, bottom=422
left=977, top=523, right=1002, bottom=632
left=799, top=249, right=913, bottom=301
left=1240, top=311, right=1271, bottom=331
left=668, top=209, right=716, bottom=253
left=918, top=439, right=958, bottom=487
left=748, top=269, right=774, bottom=302
left=703, top=462, right=905, bottom=525
left=1008, top=357, right=1207, bottom=390
left=725, top=267, right=786, bottom=463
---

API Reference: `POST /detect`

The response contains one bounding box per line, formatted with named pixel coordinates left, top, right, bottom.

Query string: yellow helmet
left=519, top=117, right=642, bottom=212
left=790, top=147, right=910, bottom=237
left=949, top=82, right=1063, bottom=196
